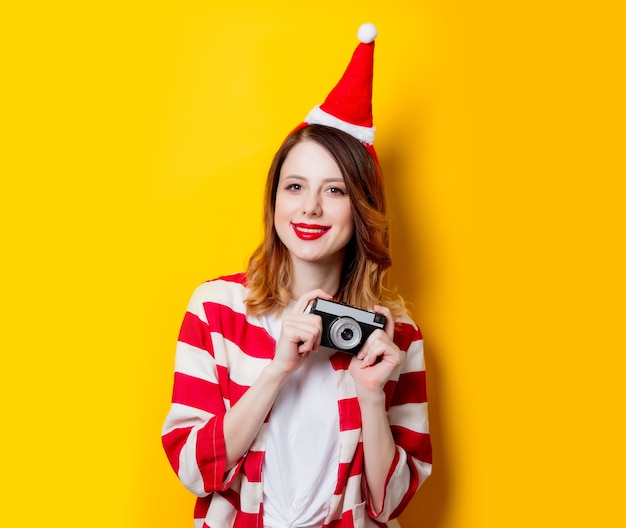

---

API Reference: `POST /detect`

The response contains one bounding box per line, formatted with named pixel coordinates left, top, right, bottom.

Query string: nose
left=302, top=194, right=322, bottom=217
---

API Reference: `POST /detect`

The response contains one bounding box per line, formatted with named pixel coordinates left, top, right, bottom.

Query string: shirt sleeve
left=367, top=321, right=433, bottom=521
left=161, top=284, right=244, bottom=497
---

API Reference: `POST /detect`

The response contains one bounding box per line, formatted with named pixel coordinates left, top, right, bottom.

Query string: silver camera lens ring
left=329, top=317, right=362, bottom=351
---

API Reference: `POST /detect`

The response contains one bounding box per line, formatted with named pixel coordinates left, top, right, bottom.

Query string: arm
left=220, top=361, right=289, bottom=469
left=349, top=308, right=432, bottom=520
left=162, top=283, right=332, bottom=495
left=222, top=288, right=333, bottom=468
left=356, top=384, right=399, bottom=514
left=161, top=282, right=239, bottom=496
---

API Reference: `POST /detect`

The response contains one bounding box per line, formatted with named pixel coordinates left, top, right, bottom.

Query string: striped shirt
left=162, top=273, right=432, bottom=527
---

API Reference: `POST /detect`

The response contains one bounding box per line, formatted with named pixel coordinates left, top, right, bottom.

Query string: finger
left=289, top=319, right=322, bottom=354
left=356, top=336, right=381, bottom=368
left=286, top=323, right=315, bottom=346
left=374, top=305, right=395, bottom=339
left=360, top=345, right=385, bottom=368
left=293, top=289, right=334, bottom=314
left=358, top=330, right=401, bottom=368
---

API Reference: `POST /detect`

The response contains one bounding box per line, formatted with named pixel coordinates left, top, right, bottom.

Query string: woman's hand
left=270, top=289, right=333, bottom=375
left=348, top=305, right=404, bottom=513
left=223, top=289, right=332, bottom=469
left=348, top=305, right=405, bottom=397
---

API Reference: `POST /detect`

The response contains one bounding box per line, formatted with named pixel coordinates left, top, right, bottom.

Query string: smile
left=291, top=223, right=331, bottom=240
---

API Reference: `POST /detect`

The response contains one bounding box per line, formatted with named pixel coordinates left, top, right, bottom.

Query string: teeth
left=298, top=227, right=325, bottom=233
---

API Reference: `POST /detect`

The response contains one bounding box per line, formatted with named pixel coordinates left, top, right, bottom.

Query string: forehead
left=280, top=140, right=343, bottom=180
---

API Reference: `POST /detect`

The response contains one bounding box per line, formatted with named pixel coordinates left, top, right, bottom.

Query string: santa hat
left=296, top=23, right=378, bottom=158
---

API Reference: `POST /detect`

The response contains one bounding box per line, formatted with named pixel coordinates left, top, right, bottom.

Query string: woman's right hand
left=223, top=288, right=332, bottom=470
left=270, top=289, right=333, bottom=375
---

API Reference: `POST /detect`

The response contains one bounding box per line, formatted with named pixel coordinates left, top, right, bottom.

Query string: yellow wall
left=2, top=1, right=625, bottom=526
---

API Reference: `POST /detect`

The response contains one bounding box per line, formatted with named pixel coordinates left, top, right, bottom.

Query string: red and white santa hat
left=296, top=23, right=378, bottom=158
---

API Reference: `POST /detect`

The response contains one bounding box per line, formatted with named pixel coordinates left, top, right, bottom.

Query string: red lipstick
left=291, top=223, right=331, bottom=241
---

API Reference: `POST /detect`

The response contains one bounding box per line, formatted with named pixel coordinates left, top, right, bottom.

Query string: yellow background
left=2, top=1, right=625, bottom=526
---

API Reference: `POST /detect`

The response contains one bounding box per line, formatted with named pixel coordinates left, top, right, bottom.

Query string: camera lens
left=341, top=328, right=354, bottom=341
left=329, top=317, right=362, bottom=351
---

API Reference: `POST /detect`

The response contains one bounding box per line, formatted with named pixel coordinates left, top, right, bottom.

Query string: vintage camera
left=308, top=298, right=386, bottom=354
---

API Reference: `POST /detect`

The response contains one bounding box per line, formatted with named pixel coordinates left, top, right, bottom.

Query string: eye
left=285, top=183, right=302, bottom=191
left=327, top=186, right=347, bottom=195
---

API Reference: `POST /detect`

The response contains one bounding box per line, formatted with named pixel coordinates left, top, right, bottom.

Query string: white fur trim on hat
left=304, top=105, right=376, bottom=145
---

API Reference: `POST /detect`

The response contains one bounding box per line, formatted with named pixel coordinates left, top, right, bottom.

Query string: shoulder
left=393, top=312, right=423, bottom=351
left=393, top=312, right=427, bottom=374
left=187, top=272, right=249, bottom=315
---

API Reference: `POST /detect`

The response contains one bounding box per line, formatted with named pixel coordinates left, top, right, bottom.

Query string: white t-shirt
left=260, top=306, right=340, bottom=528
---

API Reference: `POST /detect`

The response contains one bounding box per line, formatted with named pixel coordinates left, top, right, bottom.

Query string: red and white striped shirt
left=162, top=273, right=432, bottom=527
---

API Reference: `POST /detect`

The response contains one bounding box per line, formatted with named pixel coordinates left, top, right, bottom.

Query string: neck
left=289, top=258, right=343, bottom=300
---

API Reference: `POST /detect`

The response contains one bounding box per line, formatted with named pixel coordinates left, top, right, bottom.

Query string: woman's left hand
left=348, top=305, right=405, bottom=396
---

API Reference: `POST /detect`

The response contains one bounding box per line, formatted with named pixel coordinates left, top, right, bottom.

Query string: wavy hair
left=245, top=124, right=405, bottom=317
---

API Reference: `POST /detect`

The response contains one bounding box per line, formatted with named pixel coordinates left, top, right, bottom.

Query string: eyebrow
left=281, top=175, right=346, bottom=184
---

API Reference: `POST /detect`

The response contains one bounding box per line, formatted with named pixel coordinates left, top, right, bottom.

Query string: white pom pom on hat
left=357, top=22, right=377, bottom=44
left=299, top=23, right=379, bottom=159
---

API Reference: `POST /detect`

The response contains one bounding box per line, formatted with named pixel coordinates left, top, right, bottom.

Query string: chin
left=292, top=250, right=345, bottom=267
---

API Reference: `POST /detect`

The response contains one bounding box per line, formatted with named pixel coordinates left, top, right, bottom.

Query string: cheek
left=273, top=195, right=296, bottom=232
left=346, top=219, right=356, bottom=239
left=341, top=206, right=355, bottom=233
left=335, top=210, right=355, bottom=243
left=273, top=196, right=288, bottom=222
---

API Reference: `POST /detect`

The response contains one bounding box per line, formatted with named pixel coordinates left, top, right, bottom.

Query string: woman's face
left=274, top=139, right=355, bottom=269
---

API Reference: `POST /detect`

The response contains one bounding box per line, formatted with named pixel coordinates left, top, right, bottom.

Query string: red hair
left=245, top=124, right=405, bottom=317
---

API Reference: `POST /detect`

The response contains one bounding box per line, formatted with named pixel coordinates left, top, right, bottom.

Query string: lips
left=291, top=223, right=331, bottom=240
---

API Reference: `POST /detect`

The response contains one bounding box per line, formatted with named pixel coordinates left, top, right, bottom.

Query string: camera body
left=309, top=298, right=386, bottom=354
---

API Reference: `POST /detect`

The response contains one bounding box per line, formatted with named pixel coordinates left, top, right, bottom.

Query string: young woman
left=162, top=24, right=431, bottom=528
